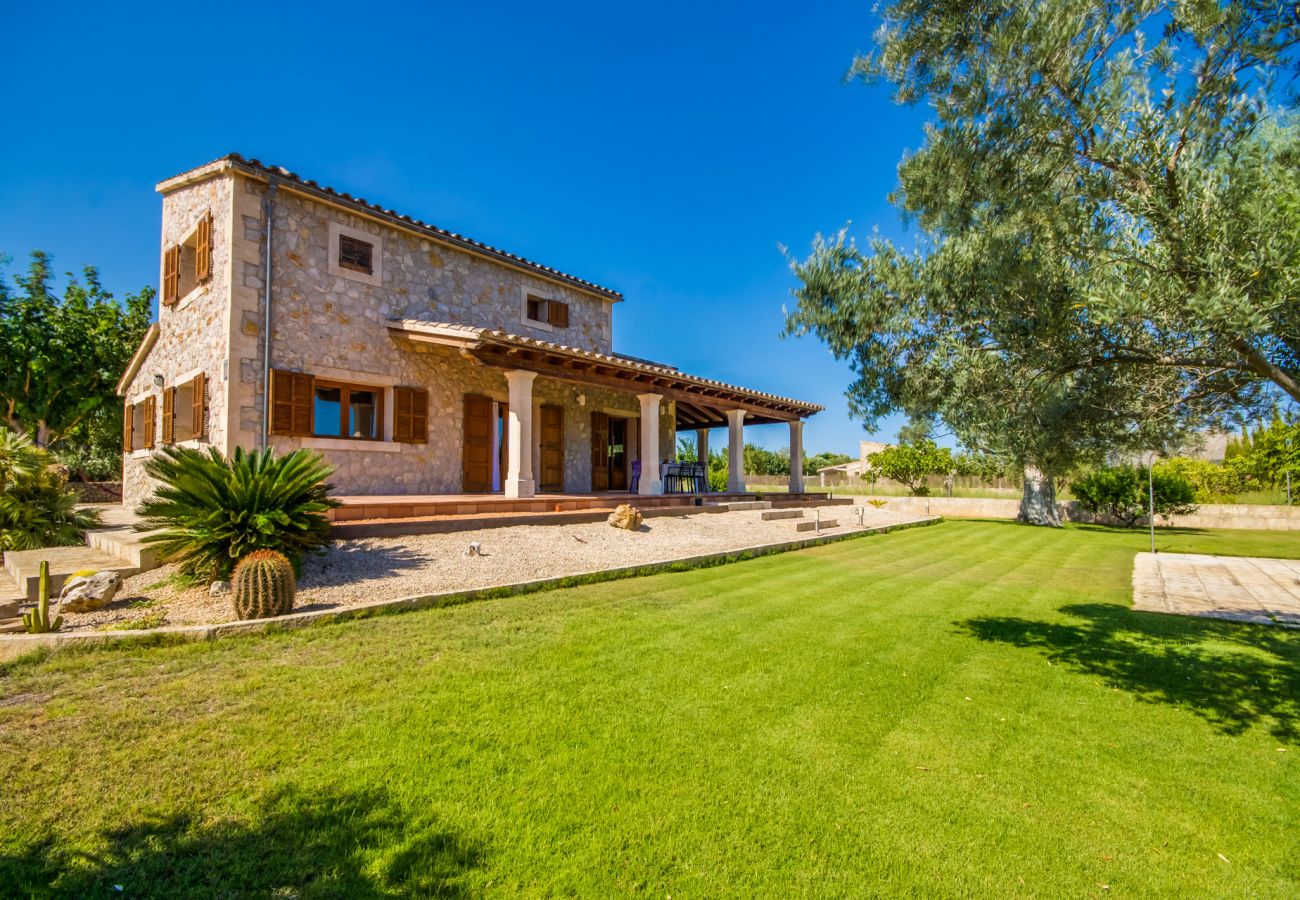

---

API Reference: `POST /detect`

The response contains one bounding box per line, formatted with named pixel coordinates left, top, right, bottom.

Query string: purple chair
left=630, top=460, right=641, bottom=493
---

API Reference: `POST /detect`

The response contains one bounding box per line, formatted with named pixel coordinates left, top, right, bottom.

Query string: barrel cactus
left=231, top=549, right=296, bottom=620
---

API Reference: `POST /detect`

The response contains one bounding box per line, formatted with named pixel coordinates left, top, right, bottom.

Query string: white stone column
left=637, top=392, right=663, bottom=495
left=726, top=409, right=746, bottom=493
left=788, top=419, right=805, bottom=494
left=504, top=370, right=536, bottom=498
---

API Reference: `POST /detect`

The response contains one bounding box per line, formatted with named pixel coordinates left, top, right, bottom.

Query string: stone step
left=0, top=568, right=24, bottom=607
left=760, top=509, right=805, bottom=521
left=789, top=518, right=838, bottom=532
left=86, top=526, right=162, bottom=570
left=705, top=501, right=773, bottom=511
left=0, top=601, right=18, bottom=620
left=2, top=547, right=140, bottom=603
left=770, top=496, right=854, bottom=509
left=0, top=618, right=25, bottom=634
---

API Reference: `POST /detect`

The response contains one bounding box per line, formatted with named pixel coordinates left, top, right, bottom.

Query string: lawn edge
left=0, top=516, right=942, bottom=666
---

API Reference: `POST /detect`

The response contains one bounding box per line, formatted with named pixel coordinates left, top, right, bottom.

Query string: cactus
left=22, top=561, right=64, bottom=634
left=231, top=549, right=296, bottom=620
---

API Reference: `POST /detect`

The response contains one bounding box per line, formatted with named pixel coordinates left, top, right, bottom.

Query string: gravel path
left=36, top=505, right=925, bottom=633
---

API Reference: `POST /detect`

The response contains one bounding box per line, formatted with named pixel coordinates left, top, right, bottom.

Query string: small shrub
left=1072, top=465, right=1198, bottom=527
left=137, top=446, right=338, bottom=581
left=0, top=430, right=101, bottom=550
left=231, top=549, right=296, bottom=620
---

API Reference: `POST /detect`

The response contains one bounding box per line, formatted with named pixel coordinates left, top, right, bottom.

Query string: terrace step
left=788, top=518, right=838, bottom=532
left=760, top=509, right=805, bottom=521
left=0, top=618, right=25, bottom=634
left=705, top=501, right=773, bottom=511
left=86, top=526, right=162, bottom=570
left=2, top=547, right=140, bottom=603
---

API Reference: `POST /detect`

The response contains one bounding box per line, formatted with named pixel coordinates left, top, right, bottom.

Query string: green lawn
left=2, top=521, right=1298, bottom=897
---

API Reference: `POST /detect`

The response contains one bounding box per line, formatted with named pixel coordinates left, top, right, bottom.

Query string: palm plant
left=0, top=429, right=101, bottom=551
left=137, top=446, right=339, bottom=581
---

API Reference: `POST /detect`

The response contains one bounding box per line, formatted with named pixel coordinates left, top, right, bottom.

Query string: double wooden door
left=590, top=412, right=635, bottom=491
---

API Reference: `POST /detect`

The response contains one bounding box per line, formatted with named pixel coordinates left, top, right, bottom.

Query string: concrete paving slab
left=1133, top=552, right=1300, bottom=627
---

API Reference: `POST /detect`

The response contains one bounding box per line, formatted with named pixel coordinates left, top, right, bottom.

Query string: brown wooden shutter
left=590, top=411, right=609, bottom=491
left=123, top=402, right=134, bottom=452
left=540, top=404, right=563, bottom=491
left=393, top=387, right=428, bottom=443
left=162, top=246, right=181, bottom=305
left=271, top=369, right=314, bottom=436
left=142, top=395, right=157, bottom=449
left=549, top=301, right=569, bottom=328
left=191, top=372, right=207, bottom=440
left=161, top=387, right=175, bottom=445
left=195, top=213, right=213, bottom=282
left=462, top=394, right=492, bottom=491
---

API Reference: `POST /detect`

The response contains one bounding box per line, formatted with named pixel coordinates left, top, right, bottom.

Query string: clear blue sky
left=1, top=0, right=930, bottom=455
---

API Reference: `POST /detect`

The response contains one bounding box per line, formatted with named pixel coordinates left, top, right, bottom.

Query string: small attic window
left=338, top=235, right=374, bottom=274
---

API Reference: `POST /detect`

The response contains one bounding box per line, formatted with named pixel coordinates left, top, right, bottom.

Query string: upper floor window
left=328, top=221, right=383, bottom=286
left=161, top=212, right=213, bottom=307
left=524, top=293, right=570, bottom=330
left=338, top=235, right=374, bottom=275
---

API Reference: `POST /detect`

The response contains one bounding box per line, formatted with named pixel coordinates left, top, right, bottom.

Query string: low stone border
left=0, top=517, right=941, bottom=664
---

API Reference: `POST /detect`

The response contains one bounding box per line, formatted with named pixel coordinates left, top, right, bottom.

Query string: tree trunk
left=1018, top=465, right=1062, bottom=527
left=34, top=420, right=50, bottom=448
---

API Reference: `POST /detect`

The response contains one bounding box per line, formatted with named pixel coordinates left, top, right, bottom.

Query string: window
left=313, top=380, right=381, bottom=440
left=195, top=213, right=213, bottom=283
left=270, top=370, right=385, bottom=441
left=161, top=373, right=208, bottom=444
left=526, top=295, right=549, bottom=324
left=338, top=235, right=374, bottom=274
left=524, top=294, right=570, bottom=329
left=162, top=213, right=214, bottom=307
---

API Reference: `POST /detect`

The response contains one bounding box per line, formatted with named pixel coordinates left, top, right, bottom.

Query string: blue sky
left=0, top=1, right=931, bottom=455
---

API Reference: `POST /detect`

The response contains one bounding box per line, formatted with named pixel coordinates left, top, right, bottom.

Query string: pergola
left=387, top=319, right=823, bottom=496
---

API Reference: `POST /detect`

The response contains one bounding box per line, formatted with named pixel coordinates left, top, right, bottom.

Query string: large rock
left=607, top=504, right=644, bottom=531
left=60, top=571, right=124, bottom=613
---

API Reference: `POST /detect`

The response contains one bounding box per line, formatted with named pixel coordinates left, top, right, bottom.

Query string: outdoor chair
left=664, top=462, right=683, bottom=493
left=630, top=460, right=641, bottom=493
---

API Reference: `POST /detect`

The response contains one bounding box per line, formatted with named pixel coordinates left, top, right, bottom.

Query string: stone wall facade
left=124, top=167, right=672, bottom=499
left=121, top=177, right=235, bottom=506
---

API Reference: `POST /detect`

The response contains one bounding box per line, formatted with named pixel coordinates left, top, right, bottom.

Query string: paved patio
left=1132, top=552, right=1300, bottom=627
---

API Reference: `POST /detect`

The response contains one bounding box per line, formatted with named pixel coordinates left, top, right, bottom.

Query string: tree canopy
left=785, top=0, right=1300, bottom=524
left=0, top=251, right=153, bottom=449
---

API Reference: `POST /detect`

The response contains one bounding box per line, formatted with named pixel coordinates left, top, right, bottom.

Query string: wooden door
left=590, top=412, right=609, bottom=491
left=463, top=394, right=492, bottom=492
left=540, top=404, right=563, bottom=491
left=609, top=417, right=628, bottom=490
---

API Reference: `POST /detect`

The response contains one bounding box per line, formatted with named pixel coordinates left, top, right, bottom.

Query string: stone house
left=116, top=154, right=821, bottom=508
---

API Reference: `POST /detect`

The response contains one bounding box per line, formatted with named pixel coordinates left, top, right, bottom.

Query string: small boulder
left=60, top=571, right=123, bottom=612
left=209, top=580, right=231, bottom=597
left=607, top=504, right=643, bottom=531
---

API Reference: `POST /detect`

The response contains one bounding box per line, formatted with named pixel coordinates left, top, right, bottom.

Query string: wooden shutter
left=540, top=404, right=563, bottom=491
left=270, top=369, right=314, bottom=436
left=393, top=387, right=428, bottom=443
left=195, top=213, right=213, bottom=282
left=590, top=411, right=609, bottom=491
left=190, top=371, right=207, bottom=440
left=161, top=387, right=176, bottom=445
left=549, top=301, right=569, bottom=328
left=162, top=246, right=181, bottom=305
left=142, top=395, right=156, bottom=449
left=463, top=394, right=492, bottom=491
left=123, top=402, right=134, bottom=452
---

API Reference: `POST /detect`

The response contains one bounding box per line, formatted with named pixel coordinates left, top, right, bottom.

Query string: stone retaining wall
left=851, top=495, right=1300, bottom=530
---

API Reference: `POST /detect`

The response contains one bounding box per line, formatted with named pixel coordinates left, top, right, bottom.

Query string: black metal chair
left=664, top=462, right=683, bottom=493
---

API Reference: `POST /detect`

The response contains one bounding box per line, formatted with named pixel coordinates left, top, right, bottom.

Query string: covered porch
left=387, top=319, right=823, bottom=500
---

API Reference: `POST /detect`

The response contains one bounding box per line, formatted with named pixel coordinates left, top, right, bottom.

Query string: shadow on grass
left=0, top=785, right=483, bottom=898
left=959, top=603, right=1300, bottom=743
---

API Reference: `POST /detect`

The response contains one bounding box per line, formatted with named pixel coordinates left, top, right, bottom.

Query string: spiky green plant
left=136, top=446, right=339, bottom=581
left=0, top=429, right=101, bottom=551
left=231, top=549, right=296, bottom=620
left=22, top=561, right=63, bottom=634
